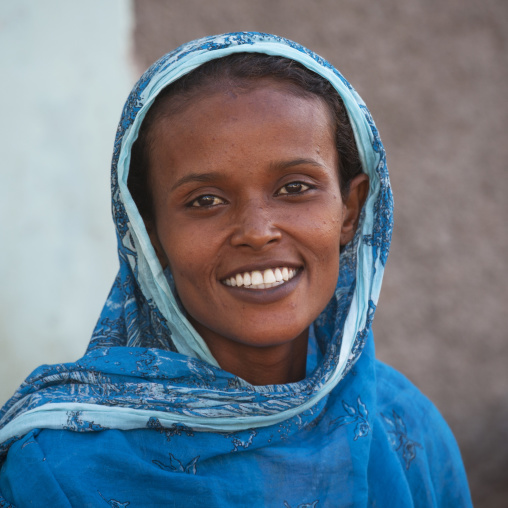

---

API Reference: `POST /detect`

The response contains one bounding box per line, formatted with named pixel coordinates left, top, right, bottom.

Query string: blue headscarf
left=0, top=33, right=471, bottom=507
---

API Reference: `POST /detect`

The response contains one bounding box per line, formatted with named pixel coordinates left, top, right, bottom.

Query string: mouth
left=222, top=267, right=299, bottom=290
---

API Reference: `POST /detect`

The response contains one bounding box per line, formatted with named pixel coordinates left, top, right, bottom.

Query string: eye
left=277, top=181, right=312, bottom=195
left=188, top=194, right=226, bottom=208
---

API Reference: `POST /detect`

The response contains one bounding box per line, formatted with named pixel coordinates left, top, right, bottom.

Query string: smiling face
left=145, top=81, right=365, bottom=384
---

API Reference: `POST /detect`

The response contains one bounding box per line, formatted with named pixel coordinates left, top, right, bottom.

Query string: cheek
left=167, top=245, right=206, bottom=286
left=159, top=223, right=219, bottom=298
left=302, top=200, right=344, bottom=258
left=302, top=203, right=343, bottom=298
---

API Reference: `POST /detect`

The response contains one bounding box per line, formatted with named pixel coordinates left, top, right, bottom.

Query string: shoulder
left=375, top=360, right=437, bottom=413
left=0, top=428, right=145, bottom=507
left=373, top=360, right=473, bottom=507
left=375, top=359, right=459, bottom=457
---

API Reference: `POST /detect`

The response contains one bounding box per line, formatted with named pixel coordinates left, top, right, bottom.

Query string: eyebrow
left=171, top=172, right=225, bottom=191
left=170, top=159, right=325, bottom=192
left=269, top=158, right=325, bottom=172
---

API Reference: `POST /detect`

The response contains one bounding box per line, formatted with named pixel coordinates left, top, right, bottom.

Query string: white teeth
left=222, top=266, right=299, bottom=289
left=263, top=269, right=276, bottom=284
left=251, top=271, right=263, bottom=285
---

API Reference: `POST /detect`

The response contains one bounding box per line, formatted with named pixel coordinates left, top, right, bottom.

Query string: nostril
left=229, top=202, right=282, bottom=249
left=230, top=223, right=282, bottom=249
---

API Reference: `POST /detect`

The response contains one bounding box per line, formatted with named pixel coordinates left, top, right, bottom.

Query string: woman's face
left=146, top=82, right=357, bottom=377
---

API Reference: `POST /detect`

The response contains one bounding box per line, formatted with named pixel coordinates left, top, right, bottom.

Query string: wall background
left=1, top=1, right=507, bottom=506
left=0, top=1, right=132, bottom=400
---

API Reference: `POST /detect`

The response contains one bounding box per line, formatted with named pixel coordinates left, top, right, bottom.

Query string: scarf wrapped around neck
left=0, top=33, right=471, bottom=508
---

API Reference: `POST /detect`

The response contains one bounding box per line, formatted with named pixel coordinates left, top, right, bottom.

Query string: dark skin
left=145, top=82, right=369, bottom=385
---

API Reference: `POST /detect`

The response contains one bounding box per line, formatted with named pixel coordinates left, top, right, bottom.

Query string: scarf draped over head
left=0, top=33, right=472, bottom=508
left=0, top=32, right=391, bottom=435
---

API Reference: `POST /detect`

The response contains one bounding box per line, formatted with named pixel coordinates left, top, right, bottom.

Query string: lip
left=219, top=267, right=303, bottom=304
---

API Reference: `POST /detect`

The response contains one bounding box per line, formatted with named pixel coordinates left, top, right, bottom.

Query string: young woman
left=0, top=33, right=472, bottom=507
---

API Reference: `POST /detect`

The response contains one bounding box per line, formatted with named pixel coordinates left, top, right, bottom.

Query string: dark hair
left=128, top=53, right=363, bottom=222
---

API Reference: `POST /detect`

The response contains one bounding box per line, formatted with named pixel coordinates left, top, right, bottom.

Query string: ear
left=145, top=220, right=169, bottom=269
left=340, top=174, right=369, bottom=246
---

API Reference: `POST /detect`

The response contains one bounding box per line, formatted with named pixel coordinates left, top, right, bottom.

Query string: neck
left=191, top=323, right=309, bottom=385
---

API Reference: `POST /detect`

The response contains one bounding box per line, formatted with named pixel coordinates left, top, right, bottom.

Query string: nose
left=230, top=200, right=282, bottom=250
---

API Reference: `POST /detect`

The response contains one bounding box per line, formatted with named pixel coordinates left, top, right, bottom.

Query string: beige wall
left=133, top=1, right=508, bottom=506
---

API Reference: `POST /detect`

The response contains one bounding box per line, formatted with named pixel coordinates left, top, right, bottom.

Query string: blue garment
left=0, top=33, right=472, bottom=507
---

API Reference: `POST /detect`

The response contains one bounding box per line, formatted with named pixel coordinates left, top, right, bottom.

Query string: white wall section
left=0, top=0, right=134, bottom=403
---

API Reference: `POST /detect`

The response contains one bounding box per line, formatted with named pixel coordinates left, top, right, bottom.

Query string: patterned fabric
left=0, top=33, right=472, bottom=507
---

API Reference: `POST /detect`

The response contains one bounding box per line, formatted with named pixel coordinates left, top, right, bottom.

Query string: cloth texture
left=0, top=32, right=472, bottom=507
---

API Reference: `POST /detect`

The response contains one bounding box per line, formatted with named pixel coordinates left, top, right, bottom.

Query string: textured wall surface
left=133, top=1, right=508, bottom=506
left=0, top=1, right=133, bottom=402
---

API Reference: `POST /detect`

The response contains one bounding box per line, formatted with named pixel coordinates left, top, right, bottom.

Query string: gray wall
left=133, top=1, right=507, bottom=506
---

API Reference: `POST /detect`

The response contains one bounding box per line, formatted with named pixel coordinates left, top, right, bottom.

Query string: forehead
left=148, top=78, right=336, bottom=155
left=148, top=74, right=335, bottom=134
left=160, top=78, right=328, bottom=122
left=149, top=83, right=336, bottom=170
left=143, top=84, right=340, bottom=204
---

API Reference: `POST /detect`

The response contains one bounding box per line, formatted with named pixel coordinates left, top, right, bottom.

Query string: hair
left=128, top=53, right=363, bottom=223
